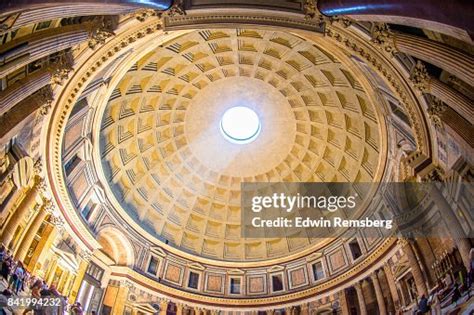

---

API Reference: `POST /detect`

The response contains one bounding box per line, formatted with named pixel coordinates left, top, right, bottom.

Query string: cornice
left=108, top=238, right=397, bottom=308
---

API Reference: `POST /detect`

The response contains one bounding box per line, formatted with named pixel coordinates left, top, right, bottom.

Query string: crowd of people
left=0, top=245, right=85, bottom=315
left=414, top=248, right=474, bottom=314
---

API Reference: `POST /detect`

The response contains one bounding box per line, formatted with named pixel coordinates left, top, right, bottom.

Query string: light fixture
left=220, top=106, right=261, bottom=144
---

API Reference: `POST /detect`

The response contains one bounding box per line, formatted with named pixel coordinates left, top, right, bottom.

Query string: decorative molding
left=164, top=13, right=325, bottom=33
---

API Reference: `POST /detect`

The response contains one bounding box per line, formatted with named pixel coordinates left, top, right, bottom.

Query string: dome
left=1, top=1, right=472, bottom=313
left=98, top=29, right=385, bottom=262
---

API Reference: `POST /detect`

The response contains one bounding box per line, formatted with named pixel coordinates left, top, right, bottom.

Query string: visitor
left=0, top=256, right=9, bottom=283
left=0, top=289, right=13, bottom=315
left=71, top=302, right=84, bottom=315
left=23, top=280, right=43, bottom=315
left=11, top=262, right=24, bottom=295
left=451, top=283, right=461, bottom=305
left=417, top=294, right=429, bottom=314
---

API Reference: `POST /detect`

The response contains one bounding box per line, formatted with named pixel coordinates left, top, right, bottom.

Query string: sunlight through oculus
left=220, top=107, right=261, bottom=144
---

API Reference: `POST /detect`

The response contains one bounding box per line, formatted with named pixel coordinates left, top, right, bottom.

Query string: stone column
left=398, top=239, right=428, bottom=296
left=395, top=33, right=473, bottom=86
left=371, top=271, right=387, bottom=315
left=371, top=25, right=474, bottom=86
left=429, top=79, right=473, bottom=125
left=338, top=290, right=350, bottom=315
left=410, top=61, right=473, bottom=126
left=425, top=183, right=472, bottom=270
left=0, top=181, right=40, bottom=248
left=159, top=299, right=169, bottom=315
left=300, top=303, right=310, bottom=315
left=14, top=199, right=51, bottom=261
left=0, top=187, right=21, bottom=219
left=176, top=303, right=184, bottom=315
left=69, top=250, right=91, bottom=302
left=0, top=87, right=54, bottom=141
left=440, top=106, right=474, bottom=148
left=0, top=70, right=52, bottom=117
left=317, top=0, right=472, bottom=36
left=27, top=221, right=57, bottom=273
left=354, top=281, right=367, bottom=315
left=45, top=258, right=58, bottom=284
left=382, top=263, right=400, bottom=310
left=0, top=175, right=15, bottom=205
left=113, top=280, right=132, bottom=315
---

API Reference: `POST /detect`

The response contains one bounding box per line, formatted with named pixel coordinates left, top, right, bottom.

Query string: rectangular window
left=35, top=21, right=51, bottom=31
left=147, top=256, right=159, bottom=275
left=312, top=261, right=325, bottom=281
left=64, top=154, right=81, bottom=176
left=349, top=240, right=363, bottom=260
left=188, top=271, right=199, bottom=289
left=230, top=278, right=241, bottom=294
left=81, top=201, right=95, bottom=221
left=272, top=274, right=283, bottom=292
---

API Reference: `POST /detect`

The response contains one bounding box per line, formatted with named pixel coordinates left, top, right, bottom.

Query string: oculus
left=220, top=106, right=261, bottom=144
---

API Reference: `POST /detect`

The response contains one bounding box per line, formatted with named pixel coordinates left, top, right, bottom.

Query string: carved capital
left=427, top=98, right=447, bottom=129
left=42, top=198, right=56, bottom=215
left=49, top=52, right=74, bottom=86
left=87, top=16, right=117, bottom=49
left=410, top=61, right=430, bottom=93
left=166, top=0, right=186, bottom=17
left=371, top=23, right=395, bottom=53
